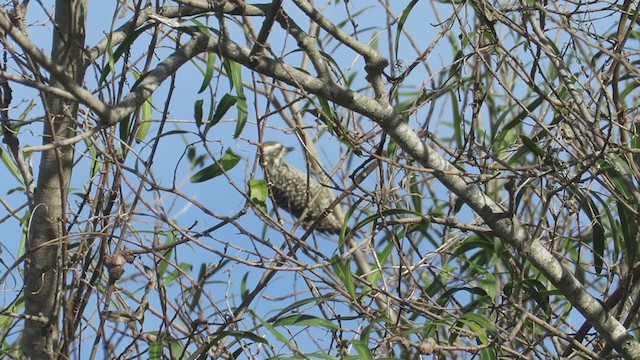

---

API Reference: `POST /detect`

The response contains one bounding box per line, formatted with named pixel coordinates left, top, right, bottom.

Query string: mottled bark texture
left=22, top=1, right=87, bottom=359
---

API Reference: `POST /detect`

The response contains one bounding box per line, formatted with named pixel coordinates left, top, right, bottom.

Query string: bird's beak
left=285, top=146, right=295, bottom=153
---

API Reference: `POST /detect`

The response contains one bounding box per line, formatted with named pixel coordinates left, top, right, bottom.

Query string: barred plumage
left=261, top=141, right=343, bottom=234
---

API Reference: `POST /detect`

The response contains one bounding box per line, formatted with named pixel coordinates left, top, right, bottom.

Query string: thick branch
left=0, top=8, right=108, bottom=116
left=0, top=3, right=636, bottom=355
left=197, top=32, right=640, bottom=359
left=22, top=1, right=88, bottom=358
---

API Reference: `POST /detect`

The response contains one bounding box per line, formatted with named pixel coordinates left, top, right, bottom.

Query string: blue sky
left=0, top=1, right=509, bottom=358
left=0, top=0, right=624, bottom=358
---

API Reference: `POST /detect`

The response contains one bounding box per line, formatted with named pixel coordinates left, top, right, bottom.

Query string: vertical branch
left=22, top=1, right=87, bottom=359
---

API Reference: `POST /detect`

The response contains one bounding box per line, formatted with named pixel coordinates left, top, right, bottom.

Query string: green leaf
left=633, top=122, right=640, bottom=149
left=233, top=95, right=248, bottom=138
left=522, top=278, right=550, bottom=313
left=206, top=93, right=237, bottom=135
left=224, top=58, right=242, bottom=93
left=248, top=179, right=268, bottom=203
left=195, top=330, right=267, bottom=360
left=251, top=310, right=293, bottom=348
left=409, top=174, right=422, bottom=213
left=135, top=97, right=152, bottom=143
left=495, top=96, right=543, bottom=142
left=85, top=139, right=99, bottom=178
left=393, top=90, right=433, bottom=119
left=366, top=240, right=394, bottom=290
left=164, top=263, right=192, bottom=284
left=345, top=208, right=425, bottom=247
left=209, top=330, right=268, bottom=345
left=241, top=272, right=249, bottom=301
left=480, top=346, right=497, bottom=360
left=119, top=115, right=130, bottom=146
left=459, top=312, right=496, bottom=344
left=142, top=130, right=190, bottom=146
left=318, top=96, right=336, bottom=122
left=621, top=80, right=640, bottom=101
left=452, top=235, right=504, bottom=268
left=386, top=138, right=398, bottom=158
left=249, top=179, right=268, bottom=214
left=149, top=337, right=162, bottom=360
left=190, top=148, right=242, bottom=183
left=273, top=314, right=339, bottom=330
left=223, top=58, right=248, bottom=138
left=423, top=267, right=451, bottom=300
left=319, top=50, right=347, bottom=82
left=351, top=339, right=374, bottom=360
left=157, top=231, right=176, bottom=277
left=339, top=198, right=363, bottom=243
left=545, top=35, right=561, bottom=56
left=198, top=52, right=216, bottom=94
left=587, top=192, right=610, bottom=276
left=99, top=25, right=153, bottom=84
left=15, top=99, right=36, bottom=131
left=570, top=188, right=606, bottom=274
left=618, top=202, right=638, bottom=265
left=0, top=147, right=22, bottom=184
left=189, top=19, right=212, bottom=36
left=189, top=263, right=207, bottom=312
left=167, top=339, right=184, bottom=359
left=194, top=99, right=204, bottom=128
left=270, top=296, right=341, bottom=321
left=331, top=256, right=357, bottom=300
left=520, top=135, right=546, bottom=159
left=452, top=92, right=462, bottom=148
left=104, top=36, right=116, bottom=85
left=449, top=50, right=464, bottom=78
left=592, top=222, right=605, bottom=275
left=600, top=158, right=634, bottom=199
left=394, top=0, right=419, bottom=59
left=126, top=70, right=153, bottom=144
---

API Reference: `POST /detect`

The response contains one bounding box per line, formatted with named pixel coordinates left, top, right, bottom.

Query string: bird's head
left=260, top=141, right=294, bottom=167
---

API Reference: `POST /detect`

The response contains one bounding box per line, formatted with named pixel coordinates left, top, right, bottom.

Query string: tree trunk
left=22, top=1, right=87, bottom=359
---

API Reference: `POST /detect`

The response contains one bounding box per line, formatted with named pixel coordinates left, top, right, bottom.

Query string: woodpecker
left=260, top=141, right=344, bottom=234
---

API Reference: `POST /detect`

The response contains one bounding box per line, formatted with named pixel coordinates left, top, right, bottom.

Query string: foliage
left=0, top=0, right=638, bottom=359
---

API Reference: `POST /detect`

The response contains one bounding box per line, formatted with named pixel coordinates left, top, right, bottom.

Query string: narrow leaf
left=198, top=52, right=216, bottom=93
left=189, top=263, right=207, bottom=312
left=251, top=310, right=292, bottom=348
left=190, top=148, right=242, bottom=183
left=207, top=94, right=237, bottom=134
left=223, top=58, right=242, bottom=93
left=273, top=315, right=339, bottom=330
left=99, top=25, right=153, bottom=84
left=520, top=135, right=546, bottom=159
left=194, top=99, right=204, bottom=128
left=135, top=98, right=152, bottom=143
left=233, top=95, right=248, bottom=138
left=618, top=202, right=638, bottom=265
left=394, top=0, right=420, bottom=59
left=331, top=256, right=357, bottom=300
left=0, top=147, right=22, bottom=184
left=495, top=96, right=543, bottom=142
left=352, top=339, right=375, bottom=360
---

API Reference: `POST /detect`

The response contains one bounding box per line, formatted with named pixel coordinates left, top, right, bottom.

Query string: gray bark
left=22, top=1, right=87, bottom=359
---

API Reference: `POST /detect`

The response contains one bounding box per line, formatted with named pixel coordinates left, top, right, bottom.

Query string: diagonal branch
left=0, top=3, right=638, bottom=355
left=103, top=27, right=640, bottom=357
left=249, top=0, right=283, bottom=60
left=178, top=31, right=640, bottom=359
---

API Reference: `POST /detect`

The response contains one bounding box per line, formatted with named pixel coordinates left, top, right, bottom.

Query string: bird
left=260, top=141, right=344, bottom=235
